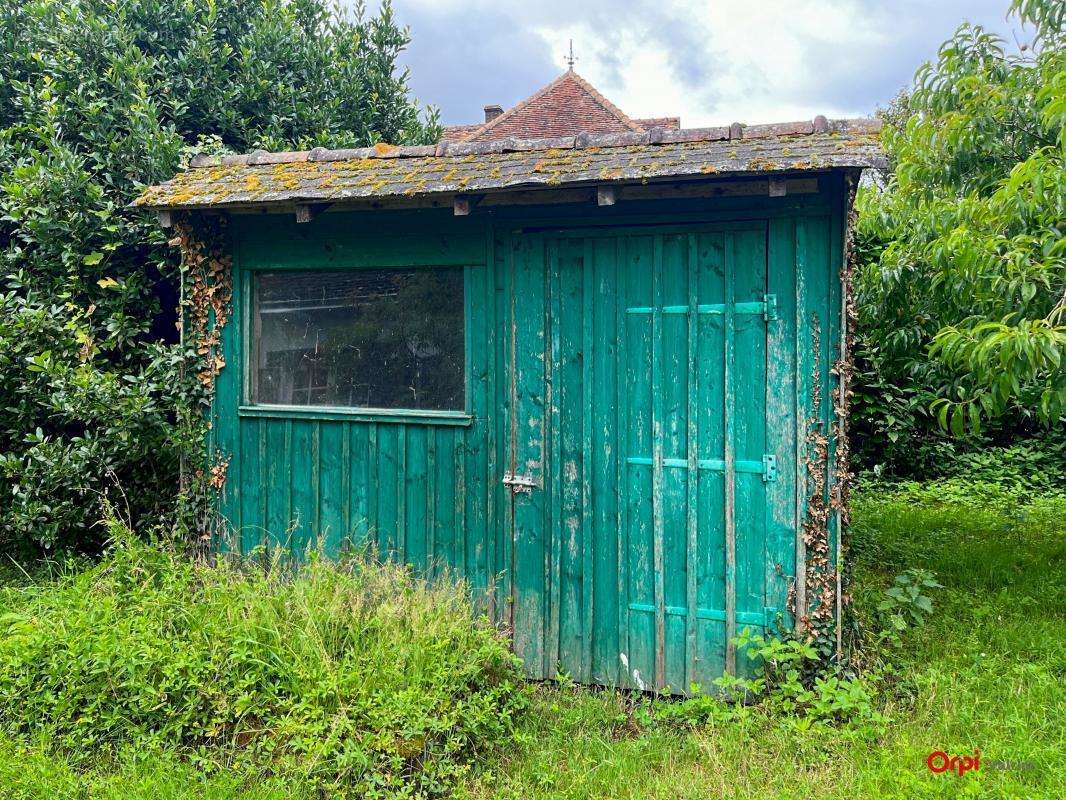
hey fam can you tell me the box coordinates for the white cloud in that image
[384,0,1022,126]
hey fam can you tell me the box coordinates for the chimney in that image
[483,104,503,123]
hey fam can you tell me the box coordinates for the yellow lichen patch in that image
[489,167,502,178]
[243,174,262,192]
[599,167,623,180]
[746,157,777,171]
[373,142,398,156]
[403,178,428,196]
[700,164,718,174]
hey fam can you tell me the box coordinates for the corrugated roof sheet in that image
[134,117,885,210]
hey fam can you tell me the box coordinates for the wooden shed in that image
[137,118,885,690]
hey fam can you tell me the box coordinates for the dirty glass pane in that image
[253,268,464,410]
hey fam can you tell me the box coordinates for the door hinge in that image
[763,294,778,322]
[502,472,536,494]
[762,454,777,483]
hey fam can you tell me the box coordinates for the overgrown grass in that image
[1,485,1063,798]
[0,521,527,798]
[461,487,1066,799]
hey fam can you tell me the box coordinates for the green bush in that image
[0,521,527,797]
[857,438,1066,509]
[851,0,1064,469]
[0,0,439,554]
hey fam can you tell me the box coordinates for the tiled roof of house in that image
[134,117,885,210]
[461,71,643,142]
[443,70,656,143]
[440,123,483,143]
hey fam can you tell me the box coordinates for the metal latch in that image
[762,455,778,483]
[502,472,536,494]
[763,294,778,322]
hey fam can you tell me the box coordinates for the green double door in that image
[504,221,780,692]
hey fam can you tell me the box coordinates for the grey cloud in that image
[379,0,1022,124]
[388,0,724,123]
[787,1,1023,114]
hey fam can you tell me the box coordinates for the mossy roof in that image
[134,117,885,210]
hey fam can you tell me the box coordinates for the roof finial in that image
[566,39,577,71]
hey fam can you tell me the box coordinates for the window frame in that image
[239,264,474,427]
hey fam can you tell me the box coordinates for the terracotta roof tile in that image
[456,70,645,142]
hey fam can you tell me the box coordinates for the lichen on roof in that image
[134,117,886,210]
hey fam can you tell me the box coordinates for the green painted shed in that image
[137,117,885,690]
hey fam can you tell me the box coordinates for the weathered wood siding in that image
[209,178,847,689]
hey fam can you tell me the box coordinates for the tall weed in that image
[0,519,527,797]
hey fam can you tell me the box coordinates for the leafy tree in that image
[854,0,1064,466]
[0,0,439,553]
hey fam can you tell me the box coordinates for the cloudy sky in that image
[372,0,1027,127]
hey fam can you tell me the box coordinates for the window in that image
[252,268,465,411]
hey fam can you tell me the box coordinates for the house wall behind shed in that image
[209,179,848,666]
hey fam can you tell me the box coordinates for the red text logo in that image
[927,749,980,776]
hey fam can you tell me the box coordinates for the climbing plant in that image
[853,0,1064,467]
[0,0,439,554]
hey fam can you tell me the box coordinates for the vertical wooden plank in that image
[511,234,549,677]
[614,236,630,687]
[368,423,381,557]
[661,234,689,691]
[545,238,562,677]
[239,417,263,557]
[318,421,346,554]
[290,420,314,560]
[581,238,595,682]
[404,426,428,570]
[732,228,769,673]
[427,427,437,577]
[504,237,518,629]
[694,232,727,686]
[341,422,351,546]
[348,423,370,550]
[284,419,294,555]
[590,236,618,684]
[625,235,655,685]
[794,220,811,635]
[258,420,268,552]
[213,253,241,552]
[396,425,408,564]
[685,234,700,690]
[766,218,798,633]
[312,421,321,548]
[454,428,466,576]
[473,250,492,601]
[724,235,737,676]
[651,235,667,689]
